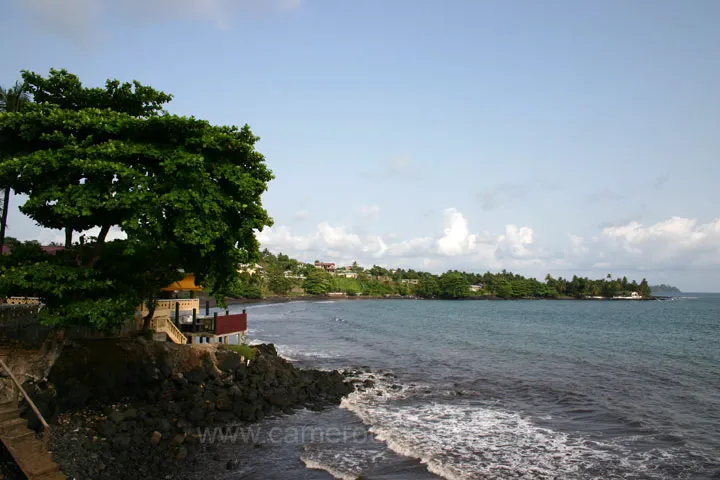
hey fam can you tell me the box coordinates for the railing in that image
[0,358,51,452]
[155,298,200,312]
[150,316,187,344]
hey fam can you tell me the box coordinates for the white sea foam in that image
[301,445,390,480]
[339,375,647,480]
[273,344,338,362]
[301,457,358,480]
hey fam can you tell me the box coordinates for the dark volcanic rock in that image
[43,341,355,480]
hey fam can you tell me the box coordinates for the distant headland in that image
[649,284,682,294]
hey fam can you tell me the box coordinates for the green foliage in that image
[0,69,273,329]
[0,81,31,113]
[438,272,470,299]
[226,344,256,360]
[231,272,265,299]
[267,268,292,295]
[361,280,392,297]
[368,265,391,277]
[416,276,440,298]
[332,276,362,296]
[228,247,663,302]
[496,280,515,299]
[303,269,332,295]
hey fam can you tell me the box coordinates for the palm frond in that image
[0,81,30,112]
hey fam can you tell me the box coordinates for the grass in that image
[226,343,256,360]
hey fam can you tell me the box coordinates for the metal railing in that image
[0,358,51,451]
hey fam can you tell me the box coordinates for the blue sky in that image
[2,0,720,290]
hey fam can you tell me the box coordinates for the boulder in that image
[215,392,233,412]
[108,411,125,424]
[184,369,207,385]
[175,446,188,460]
[97,421,117,438]
[111,434,131,449]
[216,351,244,372]
[171,433,186,446]
[150,431,162,445]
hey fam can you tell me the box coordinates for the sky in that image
[1,0,720,291]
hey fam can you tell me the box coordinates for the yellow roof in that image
[162,274,203,292]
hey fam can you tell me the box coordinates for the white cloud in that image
[34,226,127,245]
[256,212,720,279]
[436,208,476,256]
[496,225,536,259]
[568,216,720,271]
[256,208,542,271]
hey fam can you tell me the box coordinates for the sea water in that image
[216,295,720,479]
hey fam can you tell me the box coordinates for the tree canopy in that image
[0,69,274,329]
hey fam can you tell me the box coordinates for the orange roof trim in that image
[162,274,203,292]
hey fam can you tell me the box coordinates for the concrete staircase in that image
[0,400,65,480]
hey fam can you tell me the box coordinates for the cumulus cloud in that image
[436,208,477,256]
[568,216,720,271]
[496,225,536,259]
[256,211,720,278]
[256,208,543,271]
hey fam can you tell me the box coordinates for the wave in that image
[301,444,391,480]
[273,344,339,362]
[301,456,358,480]
[338,374,686,479]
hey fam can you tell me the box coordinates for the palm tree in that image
[0,80,31,250]
[0,81,30,113]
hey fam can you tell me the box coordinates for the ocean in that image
[211,295,720,479]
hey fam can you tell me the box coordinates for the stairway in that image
[0,400,65,480]
[151,315,188,344]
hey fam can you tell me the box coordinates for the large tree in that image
[438,271,470,299]
[302,269,332,296]
[0,69,274,330]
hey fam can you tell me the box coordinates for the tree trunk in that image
[97,224,111,246]
[141,304,156,333]
[64,227,73,248]
[88,224,112,267]
[0,187,11,250]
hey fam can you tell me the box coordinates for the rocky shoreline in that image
[12,339,355,480]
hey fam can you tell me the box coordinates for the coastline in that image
[202,294,672,308]
[7,339,355,480]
